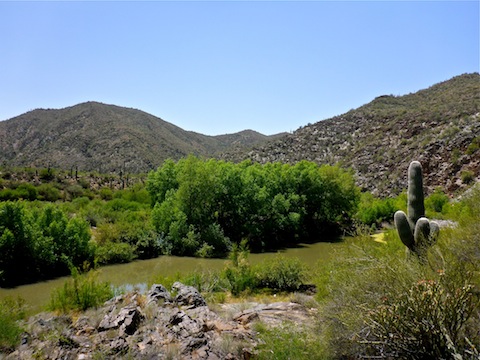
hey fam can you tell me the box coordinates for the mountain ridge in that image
[221,73,480,196]
[1,73,479,196]
[0,101,283,173]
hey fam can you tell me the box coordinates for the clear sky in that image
[1,1,478,136]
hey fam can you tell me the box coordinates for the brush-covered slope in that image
[0,102,274,173]
[223,73,480,195]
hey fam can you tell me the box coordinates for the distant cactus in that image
[394,161,439,258]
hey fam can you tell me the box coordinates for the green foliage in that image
[466,136,480,155]
[355,192,397,226]
[222,240,257,296]
[48,269,114,312]
[363,279,476,359]
[221,241,308,295]
[37,183,61,202]
[148,156,359,256]
[256,255,308,292]
[0,297,26,352]
[461,170,475,184]
[316,188,480,359]
[95,242,136,265]
[0,201,94,286]
[254,321,326,360]
[425,188,450,215]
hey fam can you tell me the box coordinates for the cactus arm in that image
[394,210,415,250]
[414,217,431,247]
[428,221,440,246]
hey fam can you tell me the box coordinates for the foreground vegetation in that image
[1,162,479,358]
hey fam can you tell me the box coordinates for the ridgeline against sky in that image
[0,1,478,135]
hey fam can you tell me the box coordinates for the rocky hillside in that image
[222,73,480,196]
[0,102,278,173]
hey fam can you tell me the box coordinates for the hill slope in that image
[0,102,277,173]
[222,73,480,195]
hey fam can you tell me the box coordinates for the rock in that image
[147,283,173,304]
[98,303,144,336]
[172,281,207,308]
[5,283,316,360]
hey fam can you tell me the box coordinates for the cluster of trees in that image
[147,156,360,257]
[0,202,93,287]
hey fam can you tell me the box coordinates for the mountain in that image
[221,73,480,196]
[0,102,279,173]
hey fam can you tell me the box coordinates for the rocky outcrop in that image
[7,283,316,359]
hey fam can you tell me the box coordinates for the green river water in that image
[0,240,344,313]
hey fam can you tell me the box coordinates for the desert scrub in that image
[48,269,114,313]
[0,297,26,352]
[316,190,480,359]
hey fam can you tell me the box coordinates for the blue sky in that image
[1,1,478,135]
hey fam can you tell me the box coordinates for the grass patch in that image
[254,321,326,360]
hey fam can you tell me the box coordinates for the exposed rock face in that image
[7,284,316,359]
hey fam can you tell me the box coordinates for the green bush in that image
[37,183,61,202]
[0,297,26,352]
[48,269,114,312]
[461,170,475,184]
[355,192,396,226]
[256,255,308,292]
[95,242,136,265]
[222,241,257,295]
[425,188,450,215]
[362,278,477,359]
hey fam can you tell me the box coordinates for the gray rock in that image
[172,281,207,308]
[147,283,173,305]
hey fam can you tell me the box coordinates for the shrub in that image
[256,255,308,292]
[37,183,61,202]
[425,188,450,215]
[461,170,475,184]
[95,242,136,265]
[48,269,114,312]
[0,297,26,352]
[222,241,257,295]
[362,278,477,359]
[355,192,396,226]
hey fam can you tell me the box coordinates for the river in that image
[0,240,343,313]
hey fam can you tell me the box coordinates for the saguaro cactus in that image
[394,161,439,258]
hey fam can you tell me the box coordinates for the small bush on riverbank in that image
[0,297,26,352]
[48,269,114,313]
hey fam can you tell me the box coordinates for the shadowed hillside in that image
[0,102,278,173]
[222,73,480,196]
